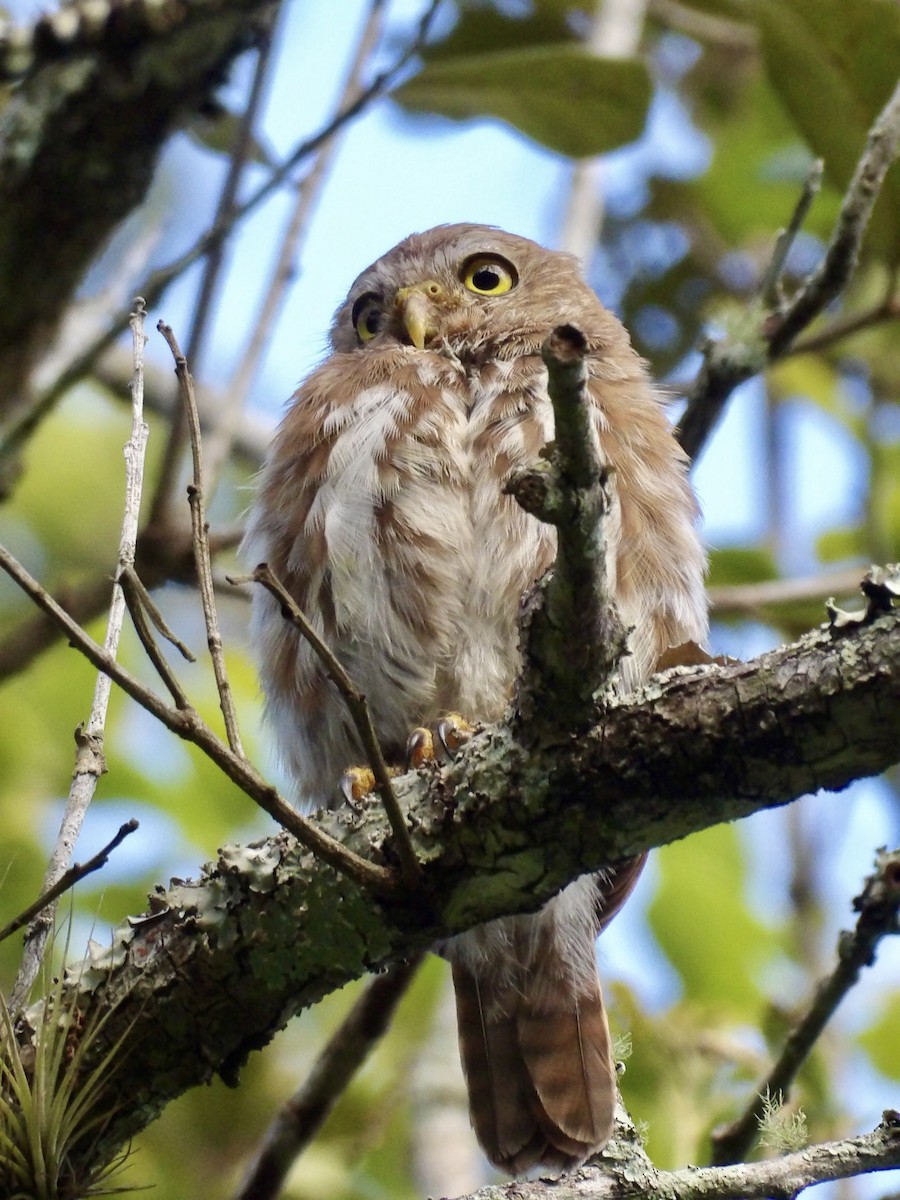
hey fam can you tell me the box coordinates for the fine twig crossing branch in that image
[230,563,421,888]
[8,298,150,1012]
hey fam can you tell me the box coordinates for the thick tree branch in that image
[0,0,276,419]
[13,601,899,1168]
[507,326,629,733]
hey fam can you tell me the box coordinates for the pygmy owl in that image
[244,224,708,1175]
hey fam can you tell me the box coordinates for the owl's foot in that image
[406,712,475,768]
[340,764,401,808]
[339,714,475,808]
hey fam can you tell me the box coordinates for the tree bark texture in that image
[27,608,900,1163]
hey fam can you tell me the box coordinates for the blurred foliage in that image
[1,0,899,1197]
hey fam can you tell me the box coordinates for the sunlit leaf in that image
[395,47,651,157]
[752,0,900,261]
[650,826,771,1011]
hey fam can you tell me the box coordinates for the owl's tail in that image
[451,954,617,1175]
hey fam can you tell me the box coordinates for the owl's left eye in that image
[461,255,517,296]
[352,294,382,343]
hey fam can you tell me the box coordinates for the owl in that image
[244,224,708,1175]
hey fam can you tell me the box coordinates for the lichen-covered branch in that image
[16,602,900,1168]
[456,1111,900,1200]
[506,325,628,734]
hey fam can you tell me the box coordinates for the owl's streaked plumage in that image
[244,224,708,1175]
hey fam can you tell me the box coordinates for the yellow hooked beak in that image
[394,280,444,350]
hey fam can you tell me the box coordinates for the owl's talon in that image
[405,727,434,771]
[406,713,475,770]
[435,712,474,758]
[340,766,376,809]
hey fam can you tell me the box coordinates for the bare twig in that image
[148,10,280,528]
[157,320,244,756]
[230,564,421,888]
[790,291,900,356]
[235,954,424,1200]
[506,325,628,732]
[0,522,241,684]
[711,848,900,1165]
[677,77,900,462]
[647,0,757,49]
[703,567,866,617]
[119,565,195,662]
[205,0,387,497]
[0,820,139,946]
[759,159,824,306]
[120,568,192,710]
[9,298,151,1012]
[0,543,396,893]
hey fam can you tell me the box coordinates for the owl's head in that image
[329,224,608,357]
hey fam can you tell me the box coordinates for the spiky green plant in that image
[0,960,133,1198]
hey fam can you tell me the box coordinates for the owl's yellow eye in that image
[461,255,517,296]
[352,294,382,342]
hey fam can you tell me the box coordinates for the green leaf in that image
[419,5,574,61]
[752,0,900,261]
[649,826,771,1011]
[185,105,276,168]
[859,988,900,1078]
[707,545,778,588]
[816,524,865,563]
[394,47,652,158]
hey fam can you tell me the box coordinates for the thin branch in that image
[119,565,195,662]
[120,568,192,710]
[0,542,396,894]
[647,0,758,49]
[506,324,628,733]
[9,298,150,1012]
[459,1113,900,1200]
[157,320,244,757]
[676,77,900,462]
[230,564,421,888]
[0,521,241,684]
[0,820,139,946]
[234,954,423,1200]
[759,159,824,306]
[205,0,387,499]
[557,0,647,260]
[148,9,280,529]
[790,291,900,356]
[709,566,866,617]
[768,79,900,356]
[710,848,900,1166]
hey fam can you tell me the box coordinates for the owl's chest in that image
[390,354,552,493]
[379,354,556,604]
